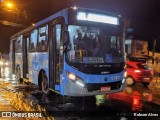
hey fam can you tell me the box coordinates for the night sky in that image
[0,0,160,53]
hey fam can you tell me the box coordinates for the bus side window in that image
[31,43,35,51]
[38,25,48,51]
[30,29,38,52]
[15,36,22,53]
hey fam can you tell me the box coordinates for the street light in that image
[0,1,27,27]
[5,1,13,9]
[0,1,16,13]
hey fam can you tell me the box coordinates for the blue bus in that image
[10,7,126,96]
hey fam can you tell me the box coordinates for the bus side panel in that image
[36,52,49,79]
[28,53,34,83]
[28,52,49,85]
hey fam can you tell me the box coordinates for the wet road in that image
[1,65,160,120]
[8,79,160,120]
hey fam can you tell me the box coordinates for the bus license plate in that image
[101,86,111,91]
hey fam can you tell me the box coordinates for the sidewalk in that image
[0,78,26,120]
[0,94,16,111]
[148,77,160,105]
[149,77,160,89]
[0,78,52,120]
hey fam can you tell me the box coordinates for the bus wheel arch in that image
[38,69,49,94]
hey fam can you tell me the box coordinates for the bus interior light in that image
[77,12,119,25]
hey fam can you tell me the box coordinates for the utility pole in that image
[152,38,156,58]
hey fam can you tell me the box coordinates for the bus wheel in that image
[40,70,49,94]
[126,77,134,86]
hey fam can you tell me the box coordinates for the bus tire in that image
[38,70,49,94]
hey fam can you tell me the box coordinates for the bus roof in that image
[11,8,69,39]
[11,7,121,39]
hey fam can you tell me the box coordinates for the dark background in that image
[1,0,160,53]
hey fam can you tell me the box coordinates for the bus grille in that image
[86,81,122,92]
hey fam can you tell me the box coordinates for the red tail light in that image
[148,94,152,102]
[150,70,154,75]
[132,91,141,111]
[133,96,140,106]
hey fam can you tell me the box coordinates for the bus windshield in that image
[67,25,124,64]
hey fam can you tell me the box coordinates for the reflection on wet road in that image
[9,80,160,119]
[1,67,160,119]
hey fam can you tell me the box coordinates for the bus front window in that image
[67,25,124,64]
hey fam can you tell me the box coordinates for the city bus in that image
[10,7,126,96]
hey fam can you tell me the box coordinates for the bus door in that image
[49,23,63,90]
[22,35,29,79]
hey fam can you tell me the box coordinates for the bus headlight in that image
[67,71,85,87]
[75,80,85,87]
[67,72,76,81]
[5,62,9,66]
[0,61,3,65]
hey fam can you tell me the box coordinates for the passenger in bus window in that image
[77,33,89,53]
[31,43,35,51]
[74,32,83,48]
[83,33,94,56]
[41,40,46,50]
[93,42,104,57]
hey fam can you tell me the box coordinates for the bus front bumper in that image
[64,79,126,96]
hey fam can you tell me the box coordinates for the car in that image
[126,61,153,86]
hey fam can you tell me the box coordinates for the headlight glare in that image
[67,72,76,81]
[67,71,85,87]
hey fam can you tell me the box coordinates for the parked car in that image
[126,61,153,86]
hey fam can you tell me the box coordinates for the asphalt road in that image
[7,78,160,120]
[1,65,160,120]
